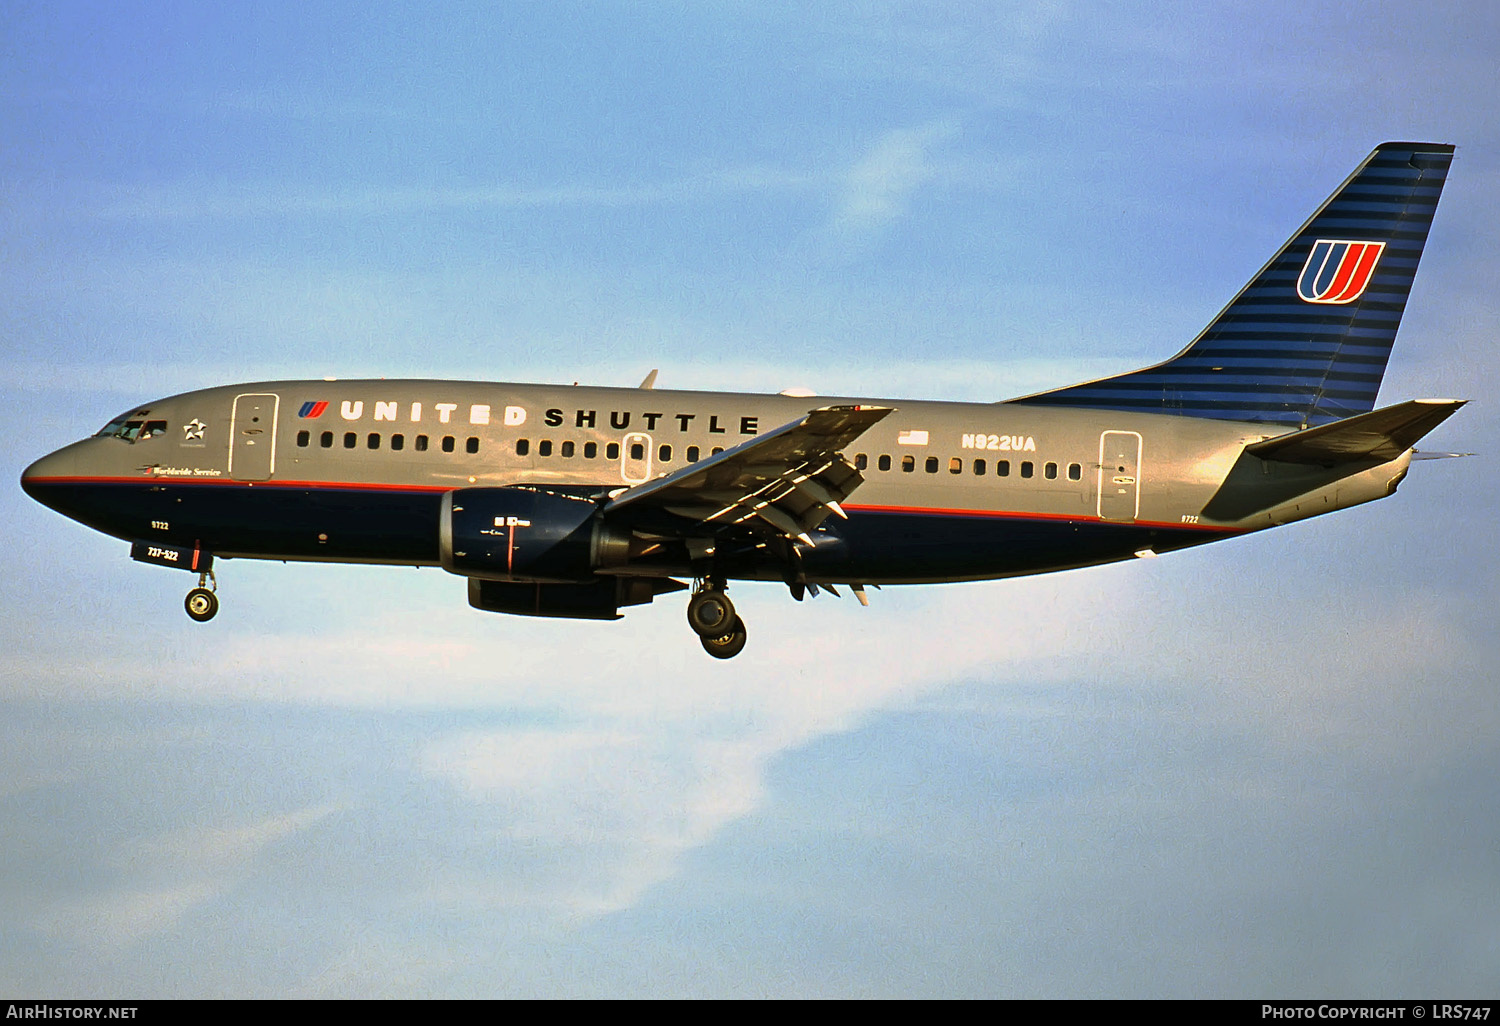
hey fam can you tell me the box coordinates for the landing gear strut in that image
[687,580,747,659]
[184,570,219,622]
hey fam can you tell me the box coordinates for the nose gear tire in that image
[185,588,219,622]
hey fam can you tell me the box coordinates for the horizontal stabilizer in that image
[1245,399,1466,465]
[1410,450,1475,461]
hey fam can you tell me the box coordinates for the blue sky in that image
[3,0,1498,997]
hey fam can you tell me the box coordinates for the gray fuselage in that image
[22,378,1413,586]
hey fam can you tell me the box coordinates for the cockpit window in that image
[95,416,130,438]
[94,415,168,442]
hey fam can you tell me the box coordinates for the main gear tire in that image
[687,589,736,638]
[700,617,747,660]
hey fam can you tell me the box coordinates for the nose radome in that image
[20,448,78,503]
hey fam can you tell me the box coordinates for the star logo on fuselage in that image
[183,419,206,441]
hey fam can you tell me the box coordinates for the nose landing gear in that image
[185,570,219,622]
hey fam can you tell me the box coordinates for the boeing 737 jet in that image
[22,142,1465,658]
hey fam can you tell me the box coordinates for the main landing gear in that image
[688,581,748,659]
[184,570,219,622]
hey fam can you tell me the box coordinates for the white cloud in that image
[24,167,826,225]
[32,884,222,951]
[29,805,340,950]
[419,726,765,918]
[793,121,962,262]
[833,122,959,232]
[4,547,1458,926]
[140,804,342,872]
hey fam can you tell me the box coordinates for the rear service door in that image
[229,393,280,481]
[1097,430,1141,522]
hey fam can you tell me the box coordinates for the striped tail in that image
[1012,142,1455,427]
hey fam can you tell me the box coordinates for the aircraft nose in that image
[20,448,77,508]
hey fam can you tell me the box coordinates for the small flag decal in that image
[298,401,328,418]
[897,429,929,446]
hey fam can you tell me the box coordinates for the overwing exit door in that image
[620,432,653,484]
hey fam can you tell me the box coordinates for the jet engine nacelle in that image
[440,486,630,582]
[468,576,687,620]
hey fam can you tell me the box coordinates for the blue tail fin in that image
[1012,142,1455,427]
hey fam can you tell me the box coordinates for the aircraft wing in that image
[603,405,893,543]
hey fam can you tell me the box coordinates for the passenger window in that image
[320,431,333,449]
[391,434,405,451]
[630,443,645,460]
[949,457,962,474]
[415,435,429,452]
[441,436,455,453]
[1068,463,1082,481]
[659,444,672,462]
[878,454,892,472]
[516,438,529,456]
[296,430,310,448]
[1045,462,1057,480]
[561,440,575,458]
[711,447,724,456]
[606,442,621,460]
[466,437,479,454]
[344,432,357,449]
[855,453,868,470]
[1020,461,1034,478]
[584,441,598,459]
[996,460,1010,477]
[367,433,380,450]
[538,440,552,457]
[902,455,915,473]
[973,458,986,475]
[686,445,700,462]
